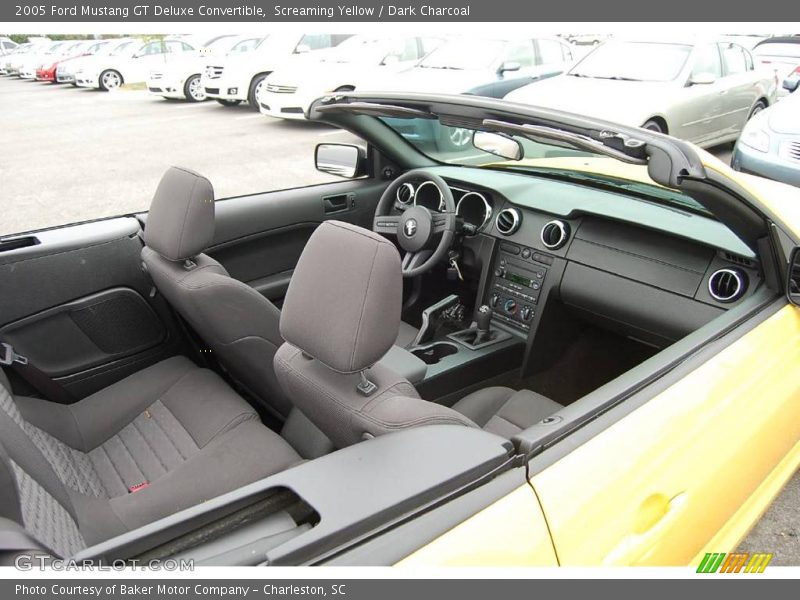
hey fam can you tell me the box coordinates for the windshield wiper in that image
[482,119,648,164]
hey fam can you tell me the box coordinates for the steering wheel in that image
[373,170,457,278]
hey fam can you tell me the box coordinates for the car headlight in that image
[740,127,770,153]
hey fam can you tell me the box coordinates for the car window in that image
[297,34,333,52]
[691,43,722,78]
[569,42,692,81]
[753,43,800,59]
[561,43,574,62]
[140,41,165,56]
[421,37,442,56]
[537,39,567,65]
[109,41,136,56]
[384,38,420,63]
[503,40,535,68]
[230,37,260,53]
[720,43,748,75]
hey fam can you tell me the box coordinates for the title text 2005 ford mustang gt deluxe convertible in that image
[0,92,799,566]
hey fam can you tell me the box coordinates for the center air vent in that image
[540,220,570,250]
[708,268,747,303]
[495,208,521,235]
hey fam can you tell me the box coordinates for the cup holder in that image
[411,342,459,365]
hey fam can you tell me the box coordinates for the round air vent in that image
[495,208,521,235]
[708,268,747,303]
[396,182,414,206]
[540,220,570,250]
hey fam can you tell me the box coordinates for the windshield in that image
[753,43,800,59]
[379,116,710,215]
[323,38,387,65]
[229,37,261,54]
[419,39,505,70]
[569,42,692,81]
[110,41,135,56]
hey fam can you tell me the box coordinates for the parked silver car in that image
[732,90,800,186]
[505,37,777,148]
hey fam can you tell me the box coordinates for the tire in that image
[247,73,267,111]
[747,100,767,120]
[216,99,241,107]
[642,119,665,134]
[183,74,205,102]
[98,69,122,91]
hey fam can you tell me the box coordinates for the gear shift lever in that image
[476,305,492,342]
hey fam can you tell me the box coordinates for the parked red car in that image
[35,40,93,82]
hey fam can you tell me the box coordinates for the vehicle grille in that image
[265,83,298,94]
[205,66,223,79]
[779,141,800,163]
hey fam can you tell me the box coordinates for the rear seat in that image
[0,356,301,557]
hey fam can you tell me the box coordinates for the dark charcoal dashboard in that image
[396,166,763,350]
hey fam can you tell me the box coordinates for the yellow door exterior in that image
[531,304,800,565]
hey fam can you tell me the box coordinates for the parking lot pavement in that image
[0,76,796,562]
[0,76,359,236]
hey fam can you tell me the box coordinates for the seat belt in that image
[0,343,74,404]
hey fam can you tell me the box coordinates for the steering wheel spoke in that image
[401,250,434,275]
[373,214,400,235]
[432,214,452,234]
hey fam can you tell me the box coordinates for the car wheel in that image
[184,74,205,102]
[642,119,665,134]
[99,69,122,91]
[248,74,267,111]
[216,99,242,107]
[748,100,767,120]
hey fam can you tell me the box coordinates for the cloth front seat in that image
[273,220,561,448]
[0,358,300,557]
[142,166,420,419]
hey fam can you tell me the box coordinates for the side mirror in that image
[783,76,799,93]
[472,130,523,161]
[315,143,367,178]
[498,61,521,75]
[689,72,717,86]
[295,44,311,54]
[788,247,800,306]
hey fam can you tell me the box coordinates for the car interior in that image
[0,94,781,565]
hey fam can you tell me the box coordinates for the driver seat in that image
[141,167,419,422]
[273,220,562,448]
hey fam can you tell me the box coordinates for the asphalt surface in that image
[0,75,797,565]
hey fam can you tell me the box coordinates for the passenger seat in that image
[0,357,300,557]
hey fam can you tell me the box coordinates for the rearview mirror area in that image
[472,130,524,161]
[315,143,367,178]
[789,247,800,306]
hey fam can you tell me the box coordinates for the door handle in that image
[604,492,688,565]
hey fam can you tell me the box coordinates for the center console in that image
[486,242,553,333]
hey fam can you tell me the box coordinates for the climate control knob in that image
[494,266,506,278]
[503,298,517,314]
[521,306,533,321]
[490,293,500,308]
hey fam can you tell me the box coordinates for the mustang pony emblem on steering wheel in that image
[404,219,418,237]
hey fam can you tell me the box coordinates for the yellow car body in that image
[400,154,800,567]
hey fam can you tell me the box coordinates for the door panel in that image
[207,178,388,304]
[530,304,800,565]
[0,217,185,398]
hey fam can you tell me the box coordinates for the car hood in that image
[766,95,800,135]
[505,75,672,126]
[268,61,380,91]
[369,67,492,94]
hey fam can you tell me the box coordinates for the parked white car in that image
[505,37,778,148]
[147,35,262,102]
[1,38,50,75]
[369,36,574,98]
[201,33,353,110]
[75,38,197,91]
[0,43,30,74]
[259,35,442,120]
[0,37,18,57]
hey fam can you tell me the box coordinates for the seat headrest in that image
[280,221,402,373]
[144,167,215,261]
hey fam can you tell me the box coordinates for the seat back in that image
[274,221,475,448]
[141,167,289,418]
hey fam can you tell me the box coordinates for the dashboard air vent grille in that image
[495,208,521,235]
[540,220,570,250]
[708,268,747,303]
